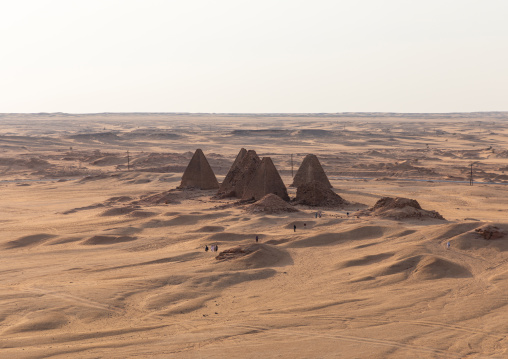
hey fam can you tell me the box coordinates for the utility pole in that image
[470,163,473,186]
[127,150,130,171]
[291,154,294,178]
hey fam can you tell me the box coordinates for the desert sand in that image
[1,112,508,358]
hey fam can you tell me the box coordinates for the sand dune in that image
[1,113,508,358]
[4,233,57,249]
[288,225,389,248]
[215,243,293,270]
[82,235,137,245]
[194,225,225,232]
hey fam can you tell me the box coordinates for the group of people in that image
[205,244,219,252]
[204,212,333,252]
[204,210,361,253]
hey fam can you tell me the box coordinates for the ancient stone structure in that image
[291,154,332,188]
[217,149,260,198]
[242,157,289,201]
[295,180,347,207]
[178,149,219,190]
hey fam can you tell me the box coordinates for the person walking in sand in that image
[256,235,258,243]
[205,245,209,252]
[447,242,450,249]
[215,244,219,252]
[294,224,296,232]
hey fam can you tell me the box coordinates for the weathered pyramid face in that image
[231,148,247,169]
[179,149,219,190]
[242,157,289,202]
[217,149,260,198]
[295,180,346,207]
[291,154,332,188]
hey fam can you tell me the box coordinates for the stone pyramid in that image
[291,154,332,188]
[178,149,219,190]
[217,149,260,198]
[242,157,289,202]
[295,180,347,207]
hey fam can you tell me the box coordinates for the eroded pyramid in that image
[295,180,347,207]
[291,154,332,188]
[231,148,247,169]
[242,157,289,202]
[178,149,219,190]
[217,149,260,198]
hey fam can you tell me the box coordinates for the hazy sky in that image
[1,0,507,113]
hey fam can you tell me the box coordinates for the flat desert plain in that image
[1,112,508,358]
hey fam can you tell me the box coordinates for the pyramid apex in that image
[291,154,332,188]
[217,149,261,198]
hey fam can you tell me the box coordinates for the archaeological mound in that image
[247,193,298,214]
[357,197,445,220]
[475,225,506,240]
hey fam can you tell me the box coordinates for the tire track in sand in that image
[14,286,125,314]
[234,324,462,358]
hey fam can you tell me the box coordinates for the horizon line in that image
[1,111,508,116]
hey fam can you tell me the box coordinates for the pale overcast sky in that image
[0,0,507,113]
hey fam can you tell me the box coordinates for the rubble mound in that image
[372,197,422,211]
[178,149,219,190]
[475,225,506,240]
[357,197,445,220]
[242,157,289,201]
[215,246,251,261]
[291,154,332,188]
[247,194,298,214]
[294,180,348,207]
[217,149,260,198]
